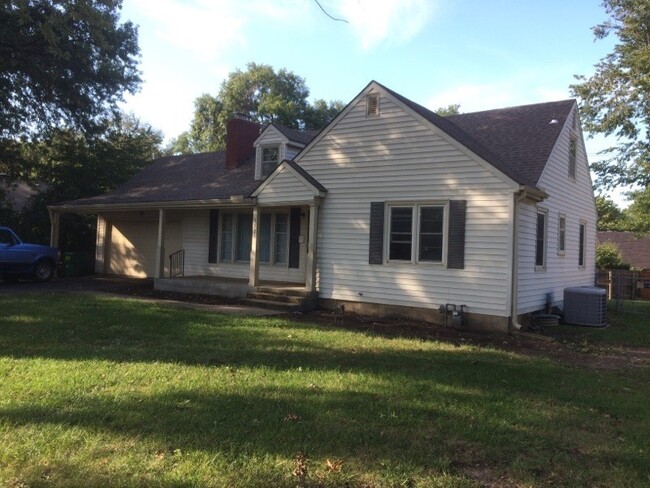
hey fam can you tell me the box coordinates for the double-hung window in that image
[261,146,280,178]
[535,208,547,270]
[258,212,289,266]
[557,213,566,255]
[219,212,253,263]
[578,221,586,268]
[387,204,445,264]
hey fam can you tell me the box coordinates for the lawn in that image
[1,294,649,487]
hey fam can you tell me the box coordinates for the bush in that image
[596,242,630,269]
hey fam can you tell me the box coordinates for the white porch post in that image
[249,206,260,287]
[305,199,320,292]
[48,209,60,248]
[155,209,166,279]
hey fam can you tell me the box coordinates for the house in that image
[49,81,597,332]
[597,231,650,270]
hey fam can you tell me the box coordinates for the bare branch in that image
[313,0,348,23]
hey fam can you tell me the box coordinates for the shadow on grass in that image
[1,294,649,485]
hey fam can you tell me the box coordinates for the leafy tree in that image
[436,104,462,116]
[16,114,162,249]
[177,63,343,153]
[596,241,630,269]
[570,0,650,189]
[623,187,650,234]
[0,0,140,141]
[595,195,626,230]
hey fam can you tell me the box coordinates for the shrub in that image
[596,242,630,269]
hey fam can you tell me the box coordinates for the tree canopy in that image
[0,0,140,142]
[595,191,650,234]
[167,63,345,155]
[570,0,650,190]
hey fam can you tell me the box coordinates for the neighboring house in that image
[49,81,597,332]
[597,231,650,270]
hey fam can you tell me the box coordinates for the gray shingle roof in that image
[55,83,576,209]
[57,151,258,207]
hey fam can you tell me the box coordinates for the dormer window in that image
[261,146,280,177]
[366,93,379,117]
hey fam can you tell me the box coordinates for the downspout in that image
[510,189,528,331]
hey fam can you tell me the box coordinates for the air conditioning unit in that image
[563,286,607,327]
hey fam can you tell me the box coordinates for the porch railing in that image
[169,249,185,278]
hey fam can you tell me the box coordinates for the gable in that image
[252,160,326,205]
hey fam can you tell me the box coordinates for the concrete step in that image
[241,298,295,312]
[247,292,303,304]
[255,286,310,297]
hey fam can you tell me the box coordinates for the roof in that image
[597,231,650,270]
[377,81,575,187]
[272,124,319,146]
[55,151,258,208]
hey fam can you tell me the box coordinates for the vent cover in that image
[366,94,379,116]
[563,286,607,327]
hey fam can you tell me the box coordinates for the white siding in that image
[296,91,516,317]
[286,145,301,160]
[256,166,318,205]
[516,107,597,314]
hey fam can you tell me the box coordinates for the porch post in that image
[155,208,166,279]
[305,199,320,292]
[249,206,260,287]
[48,208,60,248]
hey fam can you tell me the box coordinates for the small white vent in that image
[563,286,607,327]
[366,94,379,117]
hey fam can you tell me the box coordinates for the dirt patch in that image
[102,281,650,371]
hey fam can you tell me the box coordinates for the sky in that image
[118,0,627,203]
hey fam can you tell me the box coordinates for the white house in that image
[49,81,597,332]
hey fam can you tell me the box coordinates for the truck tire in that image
[33,259,55,282]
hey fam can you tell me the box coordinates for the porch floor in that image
[154,275,306,298]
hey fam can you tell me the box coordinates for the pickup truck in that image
[0,226,60,282]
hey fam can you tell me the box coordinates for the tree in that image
[436,104,461,117]
[623,187,650,234]
[0,1,140,141]
[570,0,650,190]
[595,195,626,230]
[177,63,343,153]
[596,242,630,269]
[16,114,162,249]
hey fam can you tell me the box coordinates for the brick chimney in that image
[225,116,262,170]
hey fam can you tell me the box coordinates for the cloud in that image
[335,0,435,50]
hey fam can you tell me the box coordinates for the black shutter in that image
[208,209,219,263]
[448,200,466,269]
[369,202,384,264]
[288,207,301,269]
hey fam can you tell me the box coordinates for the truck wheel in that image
[33,259,55,282]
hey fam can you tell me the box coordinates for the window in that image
[388,204,445,264]
[261,146,280,177]
[258,212,289,266]
[568,137,577,179]
[218,212,252,263]
[535,209,547,269]
[579,221,586,267]
[557,213,566,255]
[366,93,379,117]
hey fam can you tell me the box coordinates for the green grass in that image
[551,300,650,348]
[1,294,649,487]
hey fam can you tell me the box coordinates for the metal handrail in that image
[169,249,184,277]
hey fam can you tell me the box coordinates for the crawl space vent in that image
[563,286,607,327]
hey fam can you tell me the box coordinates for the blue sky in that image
[119,0,623,201]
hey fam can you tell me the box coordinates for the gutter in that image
[510,185,548,331]
[47,196,255,214]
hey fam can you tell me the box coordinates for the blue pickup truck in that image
[0,226,60,282]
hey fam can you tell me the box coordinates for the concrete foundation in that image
[319,298,510,333]
[155,276,251,298]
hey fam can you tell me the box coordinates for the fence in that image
[596,269,650,315]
